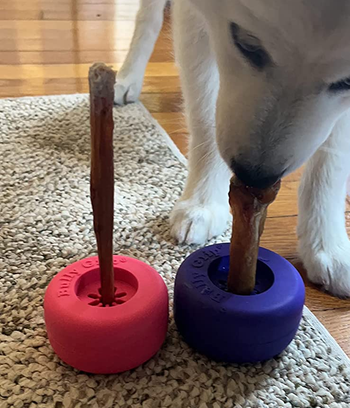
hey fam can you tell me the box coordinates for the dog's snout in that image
[231,160,281,189]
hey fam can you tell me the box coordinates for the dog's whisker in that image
[167,128,189,135]
[193,147,217,168]
[190,139,213,152]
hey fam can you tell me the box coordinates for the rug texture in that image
[0,94,350,408]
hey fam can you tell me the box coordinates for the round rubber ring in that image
[44,255,169,374]
[174,243,305,363]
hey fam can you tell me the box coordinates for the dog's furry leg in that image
[298,112,350,297]
[114,0,168,105]
[170,0,231,245]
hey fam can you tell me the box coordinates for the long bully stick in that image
[228,176,281,295]
[89,63,116,306]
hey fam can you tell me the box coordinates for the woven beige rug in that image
[0,94,350,408]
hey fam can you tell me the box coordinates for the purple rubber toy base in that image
[173,244,305,364]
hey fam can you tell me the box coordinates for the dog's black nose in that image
[231,161,281,189]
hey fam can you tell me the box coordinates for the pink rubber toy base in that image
[44,256,169,374]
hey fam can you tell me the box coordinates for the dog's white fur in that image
[115,0,350,297]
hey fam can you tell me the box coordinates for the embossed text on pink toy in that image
[57,269,79,297]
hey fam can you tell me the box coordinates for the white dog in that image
[115,0,350,298]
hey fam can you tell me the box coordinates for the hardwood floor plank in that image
[0,50,172,65]
[0,62,177,80]
[0,20,174,53]
[1,3,139,21]
[0,76,180,98]
[0,22,134,53]
[140,93,183,114]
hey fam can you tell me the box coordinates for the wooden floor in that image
[1,1,350,356]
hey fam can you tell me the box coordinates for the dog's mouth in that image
[229,158,287,190]
[230,176,281,203]
[232,172,282,190]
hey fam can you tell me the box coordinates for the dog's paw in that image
[170,200,230,245]
[114,75,143,105]
[299,239,350,298]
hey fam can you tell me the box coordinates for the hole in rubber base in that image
[87,287,128,307]
[75,267,138,307]
[208,256,274,295]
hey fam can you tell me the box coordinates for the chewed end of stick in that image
[229,175,281,206]
[89,63,116,98]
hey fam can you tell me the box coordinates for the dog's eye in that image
[329,78,350,92]
[230,22,270,71]
[235,42,270,70]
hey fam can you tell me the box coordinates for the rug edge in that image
[137,102,188,167]
[138,100,350,368]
